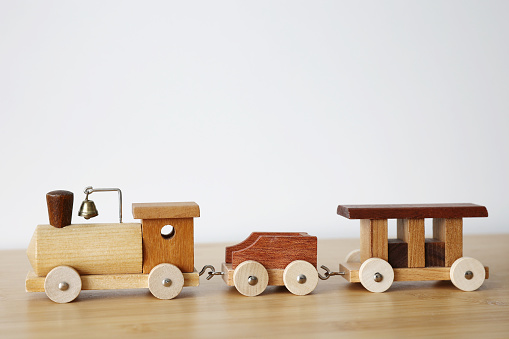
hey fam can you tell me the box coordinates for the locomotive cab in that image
[132,202,200,274]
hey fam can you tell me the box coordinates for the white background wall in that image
[1,1,508,249]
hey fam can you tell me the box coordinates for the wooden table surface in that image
[1,235,508,338]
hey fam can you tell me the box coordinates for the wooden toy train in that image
[25,187,490,303]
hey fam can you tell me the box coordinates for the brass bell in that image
[77,186,123,223]
[78,198,98,220]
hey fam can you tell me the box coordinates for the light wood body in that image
[25,269,199,292]
[433,218,463,266]
[4,236,508,337]
[222,262,284,286]
[360,219,388,262]
[27,223,142,276]
[397,218,425,267]
[340,262,489,283]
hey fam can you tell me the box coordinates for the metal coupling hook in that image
[199,265,224,280]
[318,265,345,280]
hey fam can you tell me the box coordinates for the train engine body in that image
[26,201,200,303]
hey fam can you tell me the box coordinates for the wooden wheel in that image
[450,257,485,291]
[44,266,81,303]
[148,263,184,299]
[345,249,361,263]
[359,258,394,293]
[233,260,268,296]
[283,260,318,296]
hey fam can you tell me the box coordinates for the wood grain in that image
[282,260,318,296]
[450,257,487,291]
[358,258,394,292]
[222,262,284,286]
[141,218,194,273]
[338,203,488,219]
[225,232,303,263]
[433,218,463,266]
[43,266,81,303]
[148,263,184,299]
[3,235,508,338]
[340,262,489,283]
[232,260,269,296]
[26,269,200,292]
[360,219,388,262]
[388,239,408,268]
[228,233,317,269]
[46,190,73,228]
[425,238,445,267]
[27,223,142,276]
[132,202,200,219]
[397,218,425,267]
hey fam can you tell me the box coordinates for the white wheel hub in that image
[148,263,184,299]
[44,266,82,303]
[450,257,485,291]
[233,260,268,297]
[283,260,318,296]
[359,258,394,293]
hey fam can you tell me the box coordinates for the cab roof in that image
[132,202,200,219]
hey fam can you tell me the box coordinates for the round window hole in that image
[161,225,175,239]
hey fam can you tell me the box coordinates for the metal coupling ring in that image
[318,265,345,280]
[199,265,224,280]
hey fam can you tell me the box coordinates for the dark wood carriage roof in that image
[337,203,488,220]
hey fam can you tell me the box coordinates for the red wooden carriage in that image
[220,232,318,296]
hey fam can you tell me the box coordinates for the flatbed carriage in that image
[337,203,489,292]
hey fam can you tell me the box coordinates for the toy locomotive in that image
[25,187,490,303]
